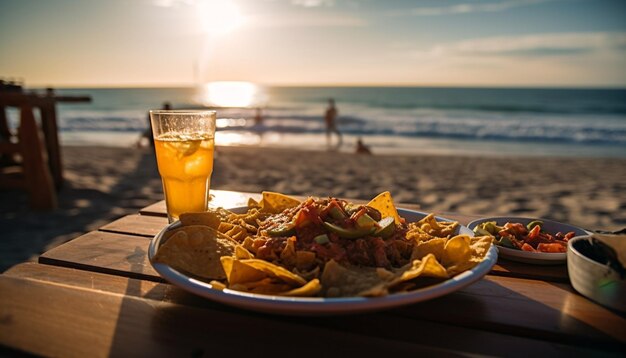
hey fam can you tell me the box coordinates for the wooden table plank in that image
[39,231,162,282]
[0,275,469,357]
[4,262,212,308]
[490,258,568,282]
[398,275,626,346]
[34,231,625,346]
[99,214,168,238]
[0,272,618,357]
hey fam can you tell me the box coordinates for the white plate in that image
[149,208,498,315]
[467,216,589,265]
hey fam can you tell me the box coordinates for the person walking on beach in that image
[324,98,342,148]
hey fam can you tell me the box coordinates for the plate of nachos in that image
[149,191,497,315]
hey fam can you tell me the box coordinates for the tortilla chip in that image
[218,222,249,242]
[367,191,402,224]
[209,280,227,290]
[235,245,254,259]
[445,235,494,275]
[390,254,449,285]
[248,197,260,208]
[240,259,307,286]
[411,237,446,261]
[220,256,267,284]
[442,235,472,269]
[231,278,294,294]
[154,225,236,280]
[260,191,300,214]
[414,214,459,238]
[179,211,221,229]
[280,279,322,297]
[470,235,494,261]
[320,259,393,297]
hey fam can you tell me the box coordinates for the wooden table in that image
[1,190,624,356]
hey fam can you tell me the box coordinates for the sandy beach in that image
[1,144,625,271]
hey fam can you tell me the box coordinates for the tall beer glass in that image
[150,110,216,223]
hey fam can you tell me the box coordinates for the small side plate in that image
[467,216,589,265]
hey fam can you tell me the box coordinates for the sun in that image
[197,0,245,36]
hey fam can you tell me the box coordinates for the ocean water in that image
[42,86,626,157]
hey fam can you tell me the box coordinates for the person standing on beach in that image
[324,98,342,148]
[139,102,171,148]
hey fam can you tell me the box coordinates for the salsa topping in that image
[474,220,574,253]
[256,197,412,269]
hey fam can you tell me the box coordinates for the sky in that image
[0,0,625,88]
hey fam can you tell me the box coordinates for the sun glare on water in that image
[197,81,262,107]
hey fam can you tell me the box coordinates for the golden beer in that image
[150,110,216,222]
[154,133,215,221]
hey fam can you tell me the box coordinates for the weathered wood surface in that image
[0,267,621,357]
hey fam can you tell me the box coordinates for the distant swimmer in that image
[355,137,372,155]
[254,107,263,126]
[324,98,343,148]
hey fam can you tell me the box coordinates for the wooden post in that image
[39,98,63,190]
[18,104,57,210]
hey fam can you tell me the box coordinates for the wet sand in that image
[1,145,625,271]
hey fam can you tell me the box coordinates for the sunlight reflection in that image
[209,190,260,208]
[197,81,262,107]
[215,131,261,146]
[216,117,247,128]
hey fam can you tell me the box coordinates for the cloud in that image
[153,0,194,7]
[388,0,556,17]
[249,12,365,27]
[414,32,626,58]
[291,0,335,7]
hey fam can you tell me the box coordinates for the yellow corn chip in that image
[231,278,294,294]
[179,211,221,229]
[154,225,236,280]
[280,279,322,297]
[260,191,300,214]
[235,245,254,259]
[320,259,392,297]
[240,259,307,286]
[391,253,449,285]
[411,237,446,261]
[367,191,402,224]
[442,234,472,274]
[220,256,267,284]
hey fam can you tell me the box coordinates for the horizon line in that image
[24,82,626,90]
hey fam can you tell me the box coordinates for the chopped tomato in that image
[295,204,322,227]
[527,224,541,240]
[537,243,566,253]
